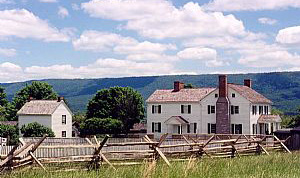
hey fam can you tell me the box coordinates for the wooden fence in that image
[0,134,291,173]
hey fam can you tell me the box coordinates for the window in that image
[215,94,218,98]
[252,124,257,134]
[264,106,269,115]
[152,105,161,114]
[152,122,161,133]
[231,124,242,134]
[72,131,76,137]
[181,105,191,114]
[193,123,197,133]
[208,105,215,114]
[259,106,263,115]
[62,131,66,137]
[62,115,66,125]
[208,123,216,134]
[232,93,236,98]
[252,105,257,115]
[231,105,239,115]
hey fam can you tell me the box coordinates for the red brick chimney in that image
[57,96,64,102]
[173,81,184,92]
[216,75,230,134]
[244,79,252,88]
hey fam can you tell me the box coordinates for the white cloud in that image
[177,47,224,67]
[39,0,57,3]
[72,3,80,11]
[258,17,277,25]
[0,0,14,4]
[82,0,247,39]
[203,0,300,11]
[0,48,16,57]
[73,30,176,58]
[0,9,69,42]
[58,6,69,18]
[177,47,217,61]
[0,59,194,82]
[276,26,300,44]
[238,50,300,68]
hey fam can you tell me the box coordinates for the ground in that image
[3,153,300,178]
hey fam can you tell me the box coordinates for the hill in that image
[2,72,300,114]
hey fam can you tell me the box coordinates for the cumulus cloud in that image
[258,17,277,25]
[0,0,14,4]
[276,26,300,44]
[238,50,300,68]
[0,59,195,82]
[58,6,69,18]
[177,47,224,67]
[0,9,69,42]
[73,30,177,61]
[203,0,300,11]
[82,0,247,39]
[39,0,57,3]
[72,3,80,11]
[0,48,16,57]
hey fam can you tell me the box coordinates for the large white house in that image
[17,97,73,138]
[146,75,281,138]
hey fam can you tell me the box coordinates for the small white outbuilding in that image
[17,97,73,138]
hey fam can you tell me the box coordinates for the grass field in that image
[3,153,300,178]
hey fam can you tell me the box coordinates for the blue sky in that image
[0,0,300,82]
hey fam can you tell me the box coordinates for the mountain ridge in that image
[2,71,300,114]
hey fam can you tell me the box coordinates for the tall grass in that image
[3,153,300,178]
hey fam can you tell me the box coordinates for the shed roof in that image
[17,100,66,115]
[258,115,282,123]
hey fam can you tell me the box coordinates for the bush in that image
[80,117,123,136]
[21,122,55,137]
[0,124,19,145]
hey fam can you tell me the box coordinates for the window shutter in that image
[158,122,161,133]
[152,105,154,114]
[188,105,191,114]
[181,105,184,113]
[187,124,190,133]
[194,123,197,133]
[231,105,234,115]
[208,123,211,134]
[208,105,211,114]
[158,105,161,114]
[231,124,234,134]
[152,122,155,133]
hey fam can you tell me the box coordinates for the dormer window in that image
[232,93,236,98]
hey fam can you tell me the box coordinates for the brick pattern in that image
[216,97,230,134]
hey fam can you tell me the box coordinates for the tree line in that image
[0,81,144,144]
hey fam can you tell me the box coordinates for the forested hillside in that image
[2,72,300,114]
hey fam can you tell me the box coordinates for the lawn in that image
[3,153,300,178]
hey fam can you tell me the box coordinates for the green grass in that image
[4,153,300,178]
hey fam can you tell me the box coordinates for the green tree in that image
[80,117,123,136]
[184,83,194,88]
[0,87,10,120]
[86,86,144,134]
[0,124,19,145]
[9,81,58,120]
[20,122,55,137]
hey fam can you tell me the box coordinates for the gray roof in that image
[17,100,66,115]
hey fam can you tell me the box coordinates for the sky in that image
[1,0,300,82]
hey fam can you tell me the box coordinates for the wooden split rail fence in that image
[0,134,291,172]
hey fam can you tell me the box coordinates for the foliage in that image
[3,153,300,178]
[79,117,123,136]
[184,83,194,88]
[20,122,55,137]
[0,87,10,120]
[86,87,144,133]
[0,124,19,145]
[8,81,58,120]
[73,112,86,125]
[3,72,300,113]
